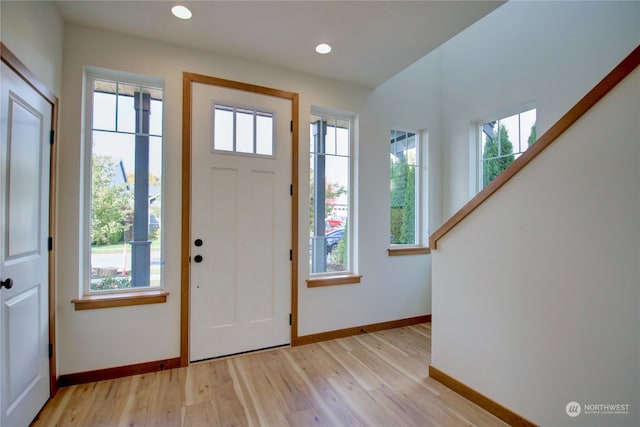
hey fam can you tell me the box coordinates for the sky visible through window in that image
[481,108,536,159]
[92,92,163,179]
[480,108,536,188]
[90,86,163,291]
[309,121,350,208]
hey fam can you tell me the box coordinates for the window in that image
[85,71,163,293]
[479,108,536,188]
[309,112,352,275]
[213,104,274,156]
[390,130,419,246]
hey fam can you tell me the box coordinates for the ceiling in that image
[54,0,504,88]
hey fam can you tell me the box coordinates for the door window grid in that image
[213,104,275,157]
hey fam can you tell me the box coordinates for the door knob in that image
[1,278,13,290]
[194,255,203,263]
[194,239,203,247]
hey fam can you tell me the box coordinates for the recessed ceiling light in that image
[315,43,332,54]
[171,5,192,20]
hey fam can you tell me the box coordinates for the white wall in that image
[57,22,433,373]
[430,1,640,426]
[1,0,64,378]
[0,1,64,97]
[299,47,441,336]
[433,66,639,427]
[439,0,640,218]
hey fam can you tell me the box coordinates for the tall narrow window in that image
[86,72,163,293]
[390,130,419,246]
[309,113,351,274]
[479,108,536,188]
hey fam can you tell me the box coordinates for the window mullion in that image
[114,83,119,132]
[253,110,258,154]
[233,106,237,152]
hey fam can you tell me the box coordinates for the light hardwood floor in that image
[32,324,508,426]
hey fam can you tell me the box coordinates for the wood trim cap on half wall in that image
[429,44,640,250]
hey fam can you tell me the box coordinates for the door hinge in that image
[289,313,292,325]
[290,120,293,132]
[290,184,293,196]
[49,130,55,145]
[48,343,53,359]
[48,237,53,251]
[289,249,293,261]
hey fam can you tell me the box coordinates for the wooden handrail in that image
[429,44,640,250]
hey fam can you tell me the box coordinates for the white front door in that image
[189,81,292,361]
[0,62,51,426]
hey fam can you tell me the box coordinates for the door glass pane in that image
[214,106,234,151]
[236,109,254,154]
[256,113,274,156]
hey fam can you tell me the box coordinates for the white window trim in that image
[389,129,424,248]
[211,101,277,158]
[309,107,357,277]
[475,101,536,193]
[81,67,165,296]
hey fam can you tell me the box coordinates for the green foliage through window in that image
[91,155,132,245]
[390,130,418,245]
[480,109,536,188]
[88,73,164,291]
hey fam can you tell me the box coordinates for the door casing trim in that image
[0,42,59,397]
[181,72,299,366]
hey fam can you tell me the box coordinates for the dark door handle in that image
[194,255,203,263]
[1,278,13,290]
[194,239,203,247]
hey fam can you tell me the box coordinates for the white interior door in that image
[190,82,291,361]
[0,63,51,426]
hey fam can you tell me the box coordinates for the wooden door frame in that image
[180,72,299,366]
[0,43,59,397]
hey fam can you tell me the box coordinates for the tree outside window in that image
[87,74,163,292]
[480,108,536,188]
[390,130,418,245]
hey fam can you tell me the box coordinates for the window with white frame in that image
[213,104,275,156]
[479,108,536,189]
[309,112,352,274]
[390,130,420,246]
[85,70,163,293]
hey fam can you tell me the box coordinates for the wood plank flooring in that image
[31,324,508,426]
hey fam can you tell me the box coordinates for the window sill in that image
[72,290,169,310]
[306,274,362,288]
[387,246,431,256]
